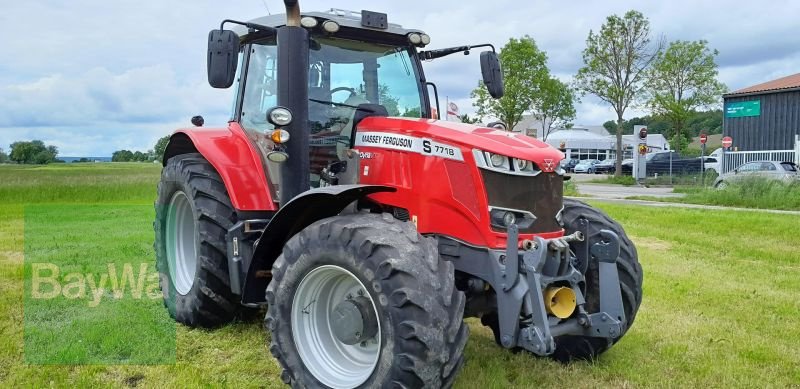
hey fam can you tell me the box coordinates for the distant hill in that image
[59,156,112,163]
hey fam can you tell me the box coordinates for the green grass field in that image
[1,163,799,387]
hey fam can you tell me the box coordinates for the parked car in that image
[701,156,719,175]
[561,158,579,172]
[703,148,722,174]
[713,160,799,189]
[573,159,600,174]
[621,151,703,176]
[593,159,616,174]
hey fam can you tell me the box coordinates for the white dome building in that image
[544,126,671,161]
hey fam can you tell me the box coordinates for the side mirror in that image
[207,29,240,89]
[480,51,504,98]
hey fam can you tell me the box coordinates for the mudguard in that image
[162,123,277,211]
[241,184,396,304]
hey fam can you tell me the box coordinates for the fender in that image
[162,122,277,211]
[241,184,395,304]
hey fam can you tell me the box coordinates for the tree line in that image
[471,10,726,175]
[1,140,60,164]
[111,135,170,162]
[0,135,174,165]
[602,110,723,139]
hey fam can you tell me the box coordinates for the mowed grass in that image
[1,163,799,387]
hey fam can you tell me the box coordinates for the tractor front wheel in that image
[265,213,468,388]
[154,153,243,327]
[554,198,643,362]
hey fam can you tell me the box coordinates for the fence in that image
[721,134,800,173]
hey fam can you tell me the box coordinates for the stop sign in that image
[722,136,733,149]
[700,134,708,144]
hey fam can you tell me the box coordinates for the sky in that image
[1,0,798,156]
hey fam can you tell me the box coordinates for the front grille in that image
[480,170,563,234]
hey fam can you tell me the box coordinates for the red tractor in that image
[154,1,643,387]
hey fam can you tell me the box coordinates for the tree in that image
[112,150,134,162]
[645,40,727,152]
[602,120,617,133]
[154,136,171,162]
[9,140,57,164]
[533,77,576,140]
[133,151,146,162]
[400,107,421,118]
[378,84,401,116]
[471,36,549,131]
[574,10,662,176]
[0,148,7,164]
[456,114,480,124]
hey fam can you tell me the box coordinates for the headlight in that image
[322,20,340,33]
[515,159,529,171]
[267,106,293,126]
[489,207,536,230]
[420,34,431,45]
[502,212,516,226]
[490,153,506,167]
[473,149,540,176]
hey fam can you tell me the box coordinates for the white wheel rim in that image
[165,191,197,295]
[291,265,381,388]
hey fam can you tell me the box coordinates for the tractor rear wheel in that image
[265,213,468,388]
[554,198,643,362]
[154,153,242,327]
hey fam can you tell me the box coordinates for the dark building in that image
[723,72,800,151]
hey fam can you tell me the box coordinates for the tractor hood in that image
[356,117,565,164]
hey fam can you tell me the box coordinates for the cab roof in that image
[237,9,426,41]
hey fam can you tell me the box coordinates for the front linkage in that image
[449,222,627,356]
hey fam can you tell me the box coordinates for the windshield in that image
[308,37,424,180]
[308,36,424,126]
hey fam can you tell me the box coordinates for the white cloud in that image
[2,0,798,155]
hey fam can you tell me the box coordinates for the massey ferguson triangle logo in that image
[543,159,555,172]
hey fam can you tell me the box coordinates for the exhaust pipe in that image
[283,0,301,26]
[277,0,310,205]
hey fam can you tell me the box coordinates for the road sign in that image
[722,136,733,149]
[700,134,708,144]
[725,100,760,118]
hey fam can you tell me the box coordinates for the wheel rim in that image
[165,191,197,295]
[291,265,381,388]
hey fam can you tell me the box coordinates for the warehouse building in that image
[723,72,800,150]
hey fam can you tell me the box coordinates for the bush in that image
[591,175,636,186]
[564,180,579,196]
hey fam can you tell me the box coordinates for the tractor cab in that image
[208,8,503,199]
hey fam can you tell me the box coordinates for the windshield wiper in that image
[309,98,375,112]
[395,48,411,76]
